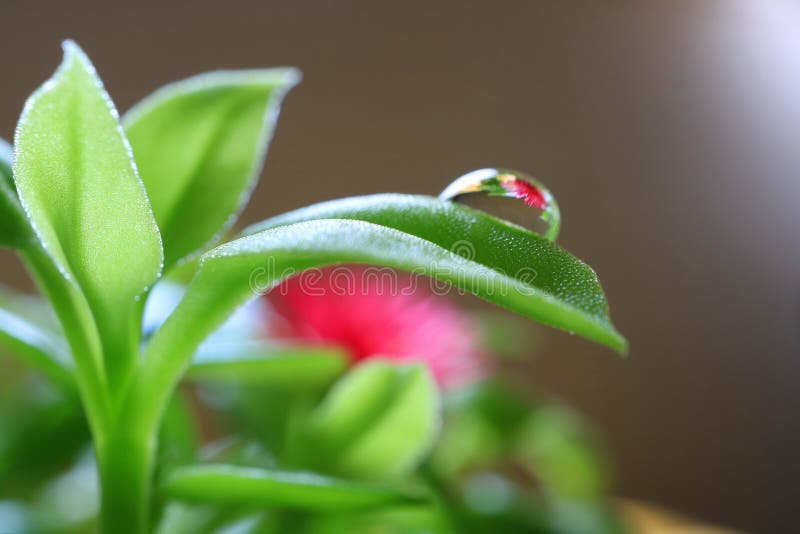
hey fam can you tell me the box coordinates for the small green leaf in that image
[187,344,347,388]
[245,194,626,353]
[14,41,163,385]
[161,464,421,511]
[0,304,74,395]
[123,68,300,268]
[0,138,31,248]
[315,362,440,480]
[305,361,399,460]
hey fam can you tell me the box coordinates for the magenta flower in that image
[266,266,487,389]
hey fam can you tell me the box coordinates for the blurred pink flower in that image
[502,177,547,210]
[266,266,486,389]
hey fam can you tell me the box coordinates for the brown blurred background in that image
[1,1,798,532]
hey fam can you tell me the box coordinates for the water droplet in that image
[439,168,561,240]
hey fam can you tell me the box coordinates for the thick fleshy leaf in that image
[307,361,398,455]
[160,464,421,511]
[187,344,347,388]
[0,139,30,248]
[307,361,440,479]
[244,194,626,352]
[14,41,163,385]
[123,68,300,268]
[336,364,438,479]
[131,217,623,436]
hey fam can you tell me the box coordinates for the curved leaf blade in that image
[131,218,624,437]
[0,139,31,248]
[13,41,163,385]
[307,361,440,480]
[187,344,347,388]
[123,68,300,268]
[244,194,620,340]
[305,360,399,466]
[336,364,439,479]
[161,464,421,511]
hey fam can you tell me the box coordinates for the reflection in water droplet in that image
[439,168,561,241]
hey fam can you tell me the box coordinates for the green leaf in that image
[303,506,452,534]
[0,138,31,248]
[514,405,608,499]
[160,464,422,511]
[132,216,623,437]
[307,361,399,457]
[123,68,300,268]
[14,41,163,386]
[187,343,347,388]
[435,382,610,503]
[158,393,198,469]
[0,304,74,395]
[310,362,440,480]
[156,503,242,534]
[244,194,626,353]
[339,364,438,479]
[0,388,87,485]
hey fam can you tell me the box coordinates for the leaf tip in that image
[61,39,80,55]
[60,39,85,68]
[278,67,302,89]
[58,40,103,85]
[612,332,629,357]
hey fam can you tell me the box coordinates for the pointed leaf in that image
[335,364,439,479]
[123,68,300,268]
[307,361,399,460]
[307,361,440,479]
[244,194,625,352]
[14,41,163,384]
[161,464,421,511]
[132,217,624,436]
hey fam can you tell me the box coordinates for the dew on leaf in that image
[439,168,561,241]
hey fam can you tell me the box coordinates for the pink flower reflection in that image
[266,266,486,390]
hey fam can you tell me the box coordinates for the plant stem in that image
[97,427,156,534]
[22,244,109,434]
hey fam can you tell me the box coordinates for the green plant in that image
[0,41,625,533]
